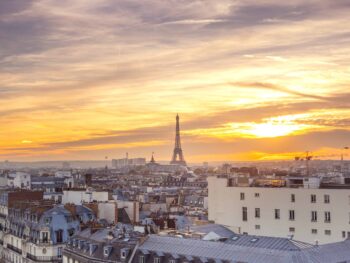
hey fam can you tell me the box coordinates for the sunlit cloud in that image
[0,0,349,162]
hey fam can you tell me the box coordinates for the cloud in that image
[0,0,349,161]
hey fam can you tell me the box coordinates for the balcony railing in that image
[6,244,22,254]
[26,253,62,262]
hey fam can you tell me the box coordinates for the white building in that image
[7,172,31,189]
[54,171,72,178]
[62,188,110,205]
[0,204,81,263]
[208,176,350,244]
[112,157,146,168]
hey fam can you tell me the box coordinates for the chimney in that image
[64,203,77,216]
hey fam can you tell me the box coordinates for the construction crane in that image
[294,151,313,176]
[295,147,349,175]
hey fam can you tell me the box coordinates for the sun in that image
[230,114,312,138]
[244,122,302,138]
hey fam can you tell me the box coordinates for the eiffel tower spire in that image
[170,114,186,166]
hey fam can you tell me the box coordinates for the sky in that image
[1,0,350,163]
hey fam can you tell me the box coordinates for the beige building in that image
[208,176,350,244]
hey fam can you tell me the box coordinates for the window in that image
[255,225,260,230]
[342,231,346,238]
[254,193,260,198]
[139,256,145,263]
[289,210,295,221]
[104,247,111,257]
[291,194,295,203]
[169,260,176,263]
[325,212,331,223]
[289,227,295,233]
[274,209,280,219]
[311,229,317,234]
[56,230,63,243]
[242,207,248,221]
[255,208,260,218]
[325,230,331,235]
[311,194,316,203]
[240,193,245,200]
[311,211,317,222]
[42,232,49,243]
[57,247,62,259]
[324,195,330,204]
[154,258,160,263]
[68,228,75,237]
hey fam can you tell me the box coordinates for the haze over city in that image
[1,0,350,162]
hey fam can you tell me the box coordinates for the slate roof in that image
[225,234,313,251]
[65,225,142,263]
[190,224,235,239]
[137,235,350,263]
[31,176,65,182]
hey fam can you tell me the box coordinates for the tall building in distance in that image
[170,114,187,166]
[112,153,146,169]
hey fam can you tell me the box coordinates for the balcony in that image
[26,254,62,262]
[6,244,22,254]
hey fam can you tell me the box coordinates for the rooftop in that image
[138,234,350,263]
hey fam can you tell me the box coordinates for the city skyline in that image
[1,0,350,162]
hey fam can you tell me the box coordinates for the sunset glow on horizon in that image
[1,0,350,162]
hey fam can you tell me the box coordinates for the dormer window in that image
[104,246,112,257]
[154,257,160,263]
[121,248,130,259]
[44,217,51,224]
[78,240,85,249]
[84,242,90,252]
[89,244,97,255]
[73,239,78,247]
[139,256,145,263]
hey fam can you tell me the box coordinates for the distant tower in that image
[170,114,187,166]
[150,152,156,163]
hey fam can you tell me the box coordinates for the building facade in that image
[208,176,350,244]
[1,203,80,263]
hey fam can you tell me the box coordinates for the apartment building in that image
[0,194,96,263]
[208,176,350,244]
[63,225,141,263]
[0,201,81,263]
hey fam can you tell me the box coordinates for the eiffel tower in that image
[170,114,187,166]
